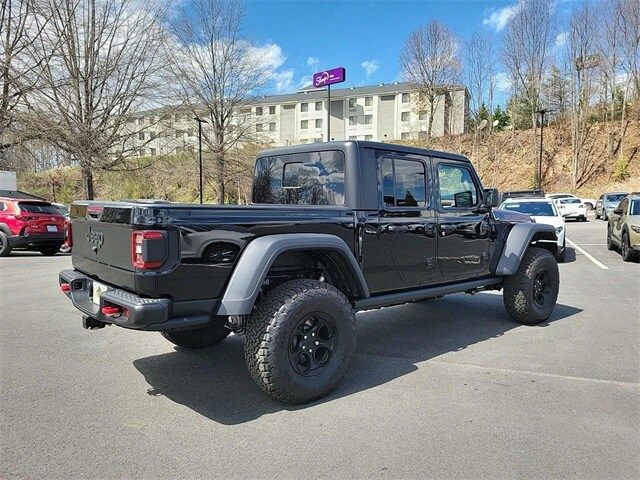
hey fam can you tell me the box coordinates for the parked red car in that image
[0,197,66,256]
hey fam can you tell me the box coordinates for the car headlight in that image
[631,225,640,234]
[555,226,564,233]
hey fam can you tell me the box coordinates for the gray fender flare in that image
[495,223,557,275]
[216,233,369,316]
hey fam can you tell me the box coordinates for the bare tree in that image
[400,21,461,139]
[501,0,556,128]
[0,0,50,148]
[618,0,640,100]
[464,28,494,127]
[168,0,277,204]
[25,0,168,199]
[568,1,601,189]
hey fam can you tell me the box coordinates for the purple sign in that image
[313,67,346,88]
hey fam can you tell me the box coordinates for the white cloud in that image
[493,72,512,93]
[555,31,568,48]
[274,69,295,93]
[306,56,319,68]
[482,2,521,31]
[361,60,380,77]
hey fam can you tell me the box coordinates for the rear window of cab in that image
[252,151,345,206]
[18,202,62,214]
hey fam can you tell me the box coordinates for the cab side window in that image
[438,163,478,209]
[380,158,427,207]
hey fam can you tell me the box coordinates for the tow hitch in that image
[82,315,107,330]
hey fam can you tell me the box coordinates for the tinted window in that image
[605,193,628,203]
[560,198,581,204]
[501,201,557,216]
[18,202,61,214]
[630,200,640,215]
[252,151,345,205]
[0,202,5,211]
[380,158,426,207]
[438,164,478,208]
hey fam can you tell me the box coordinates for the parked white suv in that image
[546,193,596,210]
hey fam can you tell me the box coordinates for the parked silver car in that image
[595,192,629,220]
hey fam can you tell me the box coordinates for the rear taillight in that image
[131,230,166,269]
[64,220,72,248]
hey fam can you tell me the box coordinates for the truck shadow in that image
[133,293,581,425]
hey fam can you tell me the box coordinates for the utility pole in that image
[535,109,547,191]
[327,85,331,141]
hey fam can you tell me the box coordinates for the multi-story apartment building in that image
[128,82,469,157]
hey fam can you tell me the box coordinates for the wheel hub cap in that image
[288,313,336,376]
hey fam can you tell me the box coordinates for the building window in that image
[401,111,410,122]
[365,96,373,106]
[174,114,180,122]
[315,101,323,110]
[269,105,276,115]
[364,115,372,125]
[401,132,410,139]
[256,106,263,116]
[365,135,372,141]
[401,93,410,103]
[269,122,276,131]
[419,111,428,121]
[348,136,357,140]
[240,107,251,115]
[301,120,308,129]
[348,98,357,108]
[349,116,357,126]
[138,132,145,140]
[315,118,322,128]
[301,102,308,112]
[256,123,263,132]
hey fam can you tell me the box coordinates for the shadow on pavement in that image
[133,292,582,425]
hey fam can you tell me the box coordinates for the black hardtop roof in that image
[257,140,470,163]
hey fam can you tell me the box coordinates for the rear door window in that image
[380,157,427,207]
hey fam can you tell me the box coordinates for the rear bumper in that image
[59,269,218,331]
[10,233,64,248]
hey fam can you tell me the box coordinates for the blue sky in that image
[242,0,577,105]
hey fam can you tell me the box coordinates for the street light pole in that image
[194,116,208,204]
[535,109,547,191]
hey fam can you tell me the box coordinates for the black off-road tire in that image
[161,318,231,349]
[0,231,12,257]
[244,279,356,404]
[621,232,639,262]
[503,247,559,325]
[38,245,61,256]
[607,226,616,250]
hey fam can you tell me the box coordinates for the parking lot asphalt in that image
[1,218,638,479]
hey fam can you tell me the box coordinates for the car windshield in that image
[18,202,61,214]
[501,201,557,216]
[605,193,628,203]
[560,198,581,204]
[631,200,640,215]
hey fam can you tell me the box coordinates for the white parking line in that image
[566,238,609,270]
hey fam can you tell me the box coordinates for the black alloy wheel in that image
[288,313,337,376]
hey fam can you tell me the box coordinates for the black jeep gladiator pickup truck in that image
[59,141,560,404]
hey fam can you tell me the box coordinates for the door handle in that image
[385,225,409,232]
[440,224,457,235]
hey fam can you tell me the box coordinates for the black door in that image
[434,159,492,281]
[361,154,438,293]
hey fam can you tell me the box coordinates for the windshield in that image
[631,200,640,216]
[560,198,581,204]
[605,193,628,203]
[53,204,70,216]
[18,202,62,214]
[501,201,557,216]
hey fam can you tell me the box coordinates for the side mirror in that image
[483,188,500,208]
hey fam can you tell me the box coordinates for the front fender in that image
[216,234,369,316]
[495,223,557,275]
